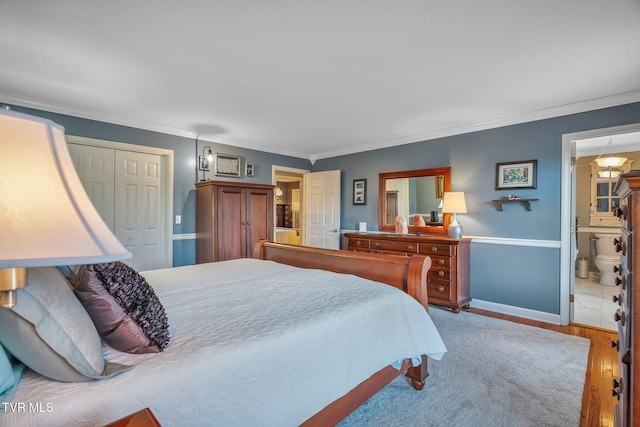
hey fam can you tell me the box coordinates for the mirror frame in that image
[378,167,452,235]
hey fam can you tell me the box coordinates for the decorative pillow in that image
[0,267,131,382]
[73,262,169,354]
[0,343,24,412]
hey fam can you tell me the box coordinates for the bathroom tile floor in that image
[573,274,618,331]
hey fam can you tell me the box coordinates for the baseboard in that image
[470,299,561,325]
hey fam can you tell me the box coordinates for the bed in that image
[1,241,446,426]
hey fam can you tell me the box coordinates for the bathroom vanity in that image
[344,232,471,312]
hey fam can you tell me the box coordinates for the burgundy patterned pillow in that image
[73,262,169,354]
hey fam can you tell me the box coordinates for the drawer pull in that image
[614,311,625,326]
[611,339,619,350]
[612,378,622,400]
[406,244,413,250]
[614,264,622,274]
[437,285,445,292]
[437,270,445,276]
[438,258,445,265]
[431,246,438,252]
[613,294,621,305]
[356,240,362,246]
[374,242,380,247]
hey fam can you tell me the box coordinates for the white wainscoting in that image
[173,233,196,240]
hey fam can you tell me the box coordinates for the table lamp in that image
[442,192,467,238]
[0,108,131,308]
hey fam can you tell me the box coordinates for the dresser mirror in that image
[378,167,451,234]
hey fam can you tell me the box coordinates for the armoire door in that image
[216,185,244,261]
[244,187,274,256]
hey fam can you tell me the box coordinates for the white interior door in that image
[68,144,115,229]
[304,170,341,249]
[115,150,166,271]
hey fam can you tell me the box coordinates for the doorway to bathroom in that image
[569,127,640,330]
[272,166,307,246]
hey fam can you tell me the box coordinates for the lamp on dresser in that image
[0,108,131,308]
[442,192,467,238]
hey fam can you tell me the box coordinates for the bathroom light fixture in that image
[0,109,131,308]
[594,137,627,168]
[442,192,467,239]
[598,170,621,179]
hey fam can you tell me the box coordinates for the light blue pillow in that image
[0,267,131,382]
[0,343,24,412]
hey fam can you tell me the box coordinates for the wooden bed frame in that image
[254,240,432,426]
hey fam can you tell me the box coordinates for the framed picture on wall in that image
[215,153,241,177]
[353,179,367,205]
[495,160,537,190]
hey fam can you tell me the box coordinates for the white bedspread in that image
[3,259,446,427]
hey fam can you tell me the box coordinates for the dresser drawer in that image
[419,243,453,256]
[430,256,451,269]
[429,266,451,280]
[427,278,452,300]
[347,238,371,250]
[371,239,418,254]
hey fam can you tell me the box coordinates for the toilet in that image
[593,233,620,286]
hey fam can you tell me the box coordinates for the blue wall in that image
[7,104,309,266]
[314,102,640,315]
[9,101,640,315]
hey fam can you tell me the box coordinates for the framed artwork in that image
[353,179,367,205]
[245,163,254,177]
[198,155,210,171]
[496,160,537,190]
[215,153,241,177]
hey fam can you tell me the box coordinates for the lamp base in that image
[448,223,463,239]
[0,268,28,308]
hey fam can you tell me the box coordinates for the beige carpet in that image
[339,306,590,427]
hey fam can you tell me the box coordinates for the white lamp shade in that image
[0,109,131,268]
[594,156,627,168]
[442,192,467,214]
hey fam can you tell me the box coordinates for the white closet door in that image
[115,150,166,271]
[67,144,115,229]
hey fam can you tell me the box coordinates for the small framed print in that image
[496,160,537,190]
[353,179,367,205]
[245,163,254,177]
[215,153,241,177]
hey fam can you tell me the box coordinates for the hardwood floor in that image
[468,308,619,427]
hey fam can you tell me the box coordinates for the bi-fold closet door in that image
[68,143,166,271]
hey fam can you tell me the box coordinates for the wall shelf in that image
[493,198,538,211]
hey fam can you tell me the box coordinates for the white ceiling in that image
[1,1,640,161]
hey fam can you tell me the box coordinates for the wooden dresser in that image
[344,232,471,312]
[613,172,639,427]
[196,180,274,263]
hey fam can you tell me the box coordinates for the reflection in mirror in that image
[379,167,451,234]
[385,176,443,226]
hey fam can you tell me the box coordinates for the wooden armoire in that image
[196,181,274,262]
